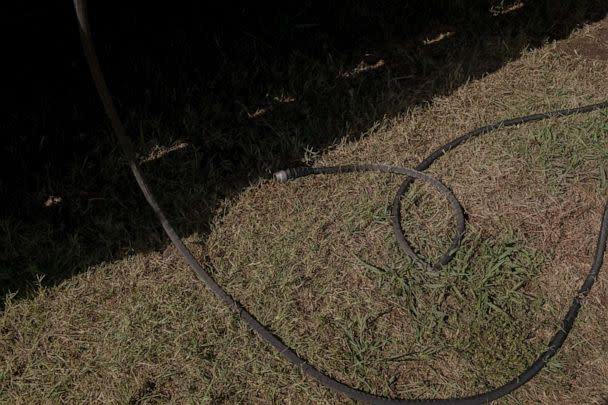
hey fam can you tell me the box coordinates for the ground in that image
[2,12,608,405]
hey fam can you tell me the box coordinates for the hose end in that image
[274,170,289,183]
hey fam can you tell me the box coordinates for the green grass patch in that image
[513,110,608,194]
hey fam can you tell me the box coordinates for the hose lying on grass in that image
[73,0,608,402]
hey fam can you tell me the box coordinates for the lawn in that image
[2,5,608,405]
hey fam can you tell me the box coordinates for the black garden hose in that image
[73,0,608,402]
[273,163,467,270]
[272,104,608,405]
[389,101,608,272]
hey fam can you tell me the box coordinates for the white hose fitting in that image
[273,170,289,183]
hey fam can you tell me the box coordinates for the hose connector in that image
[274,170,289,183]
[273,167,314,182]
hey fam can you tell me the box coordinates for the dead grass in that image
[2,15,608,405]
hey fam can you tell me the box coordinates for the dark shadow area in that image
[2,0,608,307]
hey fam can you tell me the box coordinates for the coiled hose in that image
[73,0,608,402]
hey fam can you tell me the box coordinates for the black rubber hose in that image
[72,0,608,402]
[273,163,466,266]
[391,101,608,271]
[277,139,608,405]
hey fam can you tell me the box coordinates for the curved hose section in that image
[274,163,467,263]
[73,1,608,402]
[391,101,608,271]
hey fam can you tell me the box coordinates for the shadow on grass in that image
[2,0,607,308]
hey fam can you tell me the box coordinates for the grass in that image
[2,6,608,405]
[516,116,608,194]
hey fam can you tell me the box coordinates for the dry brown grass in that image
[2,17,608,405]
